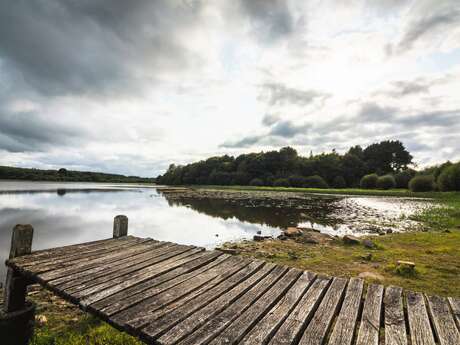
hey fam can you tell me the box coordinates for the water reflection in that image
[164,195,341,229]
[0,182,281,282]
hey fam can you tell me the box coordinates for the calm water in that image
[0,181,429,283]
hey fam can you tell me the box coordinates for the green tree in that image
[363,140,412,174]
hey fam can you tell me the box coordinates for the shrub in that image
[273,178,290,187]
[394,170,415,189]
[332,176,346,188]
[409,175,435,192]
[304,175,329,189]
[249,178,264,186]
[376,175,396,190]
[438,163,460,191]
[360,173,378,189]
[288,175,307,187]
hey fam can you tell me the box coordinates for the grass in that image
[26,288,142,345]
[192,184,443,197]
[230,229,460,297]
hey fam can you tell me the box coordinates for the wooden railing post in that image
[3,224,34,313]
[113,215,128,238]
[1,224,36,345]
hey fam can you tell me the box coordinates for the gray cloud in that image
[221,102,460,155]
[0,110,88,153]
[262,113,281,126]
[0,0,202,97]
[260,83,330,106]
[397,8,460,52]
[238,0,294,42]
[221,135,264,149]
[390,80,431,96]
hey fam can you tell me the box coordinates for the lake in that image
[0,181,430,282]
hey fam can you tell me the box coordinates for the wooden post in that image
[3,224,34,313]
[1,226,35,345]
[113,215,128,238]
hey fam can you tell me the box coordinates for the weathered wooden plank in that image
[66,245,197,297]
[161,266,297,345]
[448,297,460,330]
[113,257,257,329]
[426,294,460,345]
[138,262,276,340]
[11,236,141,269]
[239,271,316,345]
[384,286,407,345]
[92,252,230,317]
[96,255,243,324]
[268,276,331,345]
[46,242,175,287]
[90,251,229,315]
[123,260,269,330]
[38,239,165,281]
[62,245,189,297]
[204,269,302,345]
[8,236,122,265]
[406,291,435,345]
[76,248,205,306]
[13,237,148,275]
[298,277,348,345]
[327,277,364,345]
[355,284,384,345]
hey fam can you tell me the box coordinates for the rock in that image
[397,260,415,268]
[386,229,393,234]
[343,235,360,245]
[277,234,288,241]
[284,227,303,237]
[362,239,376,249]
[300,235,320,244]
[216,248,239,255]
[36,314,48,326]
[298,227,320,233]
[361,253,372,261]
[358,271,384,281]
[256,230,262,235]
[444,229,451,233]
[253,235,272,241]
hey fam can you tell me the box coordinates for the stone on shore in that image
[343,235,360,245]
[216,248,240,255]
[362,239,376,249]
[253,235,272,241]
[397,260,415,268]
[284,227,303,237]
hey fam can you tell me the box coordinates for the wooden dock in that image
[2,216,460,345]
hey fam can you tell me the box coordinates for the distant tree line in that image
[0,166,155,183]
[157,140,460,192]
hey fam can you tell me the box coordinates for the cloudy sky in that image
[1,0,459,177]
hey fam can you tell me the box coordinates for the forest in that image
[0,166,155,183]
[157,140,460,192]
